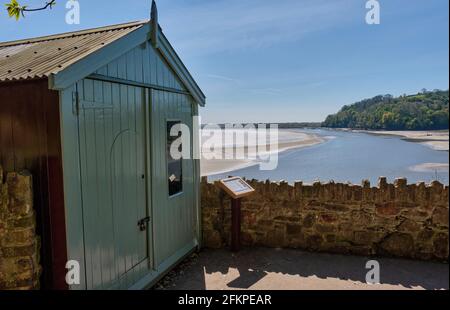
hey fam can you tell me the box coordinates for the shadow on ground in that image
[157,248,449,290]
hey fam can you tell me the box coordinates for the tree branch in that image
[5,0,56,20]
[22,0,56,12]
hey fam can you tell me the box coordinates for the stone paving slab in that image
[156,248,449,290]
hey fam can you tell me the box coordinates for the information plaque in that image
[216,176,255,252]
[217,177,255,199]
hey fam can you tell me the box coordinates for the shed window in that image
[167,121,183,196]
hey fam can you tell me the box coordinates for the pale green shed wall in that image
[59,41,200,290]
[95,41,185,91]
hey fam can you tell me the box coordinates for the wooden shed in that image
[0,2,205,290]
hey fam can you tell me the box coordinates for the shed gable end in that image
[93,42,186,92]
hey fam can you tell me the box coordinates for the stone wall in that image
[202,177,449,261]
[0,166,41,290]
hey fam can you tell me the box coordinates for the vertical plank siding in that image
[60,42,198,289]
[75,79,148,289]
[151,90,196,266]
[0,79,67,289]
[96,42,185,92]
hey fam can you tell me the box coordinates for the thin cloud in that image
[249,88,284,96]
[205,74,239,82]
[162,0,357,56]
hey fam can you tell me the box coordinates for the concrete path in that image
[157,248,449,290]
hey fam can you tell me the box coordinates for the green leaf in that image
[5,0,24,20]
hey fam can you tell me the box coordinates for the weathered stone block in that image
[398,219,423,233]
[322,203,350,212]
[432,207,449,227]
[349,245,373,256]
[402,208,431,221]
[203,230,223,249]
[0,243,37,257]
[6,172,33,217]
[352,186,363,201]
[258,220,274,230]
[322,242,351,255]
[1,227,36,247]
[354,231,380,245]
[286,223,302,235]
[417,229,434,243]
[241,232,254,246]
[7,213,35,229]
[319,213,338,224]
[351,211,372,226]
[266,227,285,247]
[378,233,414,257]
[376,203,400,216]
[273,215,295,222]
[433,233,449,260]
[378,177,388,190]
[242,210,257,227]
[325,234,336,243]
[0,167,40,290]
[305,234,323,250]
[314,224,335,234]
[302,214,316,228]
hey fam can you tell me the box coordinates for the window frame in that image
[166,119,184,198]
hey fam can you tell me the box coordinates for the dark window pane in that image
[167,121,182,196]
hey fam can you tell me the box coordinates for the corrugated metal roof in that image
[0,20,148,82]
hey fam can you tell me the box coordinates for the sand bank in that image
[200,130,324,176]
[364,130,449,151]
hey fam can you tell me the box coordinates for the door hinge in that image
[138,216,151,231]
[72,91,79,116]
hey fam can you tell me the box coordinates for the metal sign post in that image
[216,177,255,252]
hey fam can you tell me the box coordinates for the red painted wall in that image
[0,78,68,289]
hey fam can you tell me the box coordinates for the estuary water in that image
[208,129,449,185]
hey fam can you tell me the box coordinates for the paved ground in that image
[156,248,449,290]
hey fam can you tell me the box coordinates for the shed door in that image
[76,80,150,289]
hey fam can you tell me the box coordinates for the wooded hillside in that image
[323,90,449,130]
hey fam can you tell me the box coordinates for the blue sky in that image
[0,0,448,123]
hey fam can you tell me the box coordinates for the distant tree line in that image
[277,122,322,129]
[201,122,322,129]
[322,90,449,130]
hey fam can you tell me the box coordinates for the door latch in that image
[138,216,151,231]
